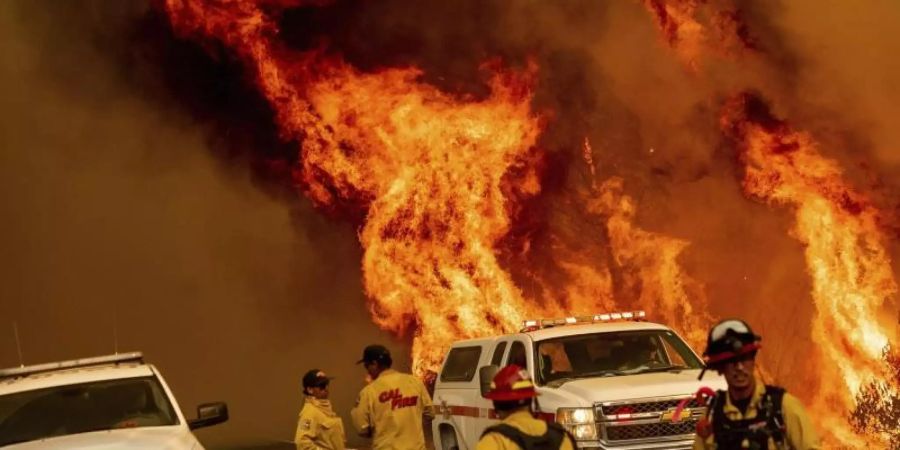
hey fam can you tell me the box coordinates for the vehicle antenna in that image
[13,322,24,367]
[113,310,119,355]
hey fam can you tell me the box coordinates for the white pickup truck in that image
[0,352,228,449]
[430,312,726,450]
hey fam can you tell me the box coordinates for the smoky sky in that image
[1,0,899,447]
[0,1,410,448]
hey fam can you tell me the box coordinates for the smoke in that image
[765,0,900,166]
[0,1,405,448]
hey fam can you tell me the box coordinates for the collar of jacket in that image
[374,368,398,380]
[307,397,337,416]
[722,375,766,420]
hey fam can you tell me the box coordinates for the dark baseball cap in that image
[302,369,333,389]
[356,344,391,364]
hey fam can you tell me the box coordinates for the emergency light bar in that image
[521,310,646,331]
[0,352,144,380]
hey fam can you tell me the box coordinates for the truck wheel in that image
[438,423,460,450]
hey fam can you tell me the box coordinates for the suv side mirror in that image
[479,365,499,397]
[188,402,229,430]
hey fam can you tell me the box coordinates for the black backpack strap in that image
[544,422,574,449]
[481,421,573,450]
[712,385,788,448]
[763,385,787,444]
[710,390,727,429]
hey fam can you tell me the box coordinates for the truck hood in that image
[3,426,201,450]
[544,369,726,404]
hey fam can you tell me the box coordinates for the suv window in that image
[506,341,527,369]
[490,342,507,366]
[0,376,178,446]
[661,335,688,366]
[535,330,703,385]
[440,346,483,382]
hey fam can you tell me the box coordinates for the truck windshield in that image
[535,330,703,385]
[0,376,178,446]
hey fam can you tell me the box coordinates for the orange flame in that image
[320,64,548,373]
[641,0,755,69]
[164,0,717,378]
[721,93,899,447]
[590,177,712,349]
[165,0,560,373]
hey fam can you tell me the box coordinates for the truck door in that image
[461,340,509,447]
[468,338,535,444]
[433,343,491,450]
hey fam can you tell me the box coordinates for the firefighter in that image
[295,369,346,450]
[350,344,433,450]
[694,319,821,450]
[477,365,575,450]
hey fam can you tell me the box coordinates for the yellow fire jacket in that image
[295,398,346,450]
[476,410,575,450]
[350,369,434,450]
[693,378,821,450]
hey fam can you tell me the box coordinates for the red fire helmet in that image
[483,365,539,401]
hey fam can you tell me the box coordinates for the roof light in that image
[0,352,144,380]
[521,310,649,331]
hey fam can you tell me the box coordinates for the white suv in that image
[430,312,726,450]
[0,352,227,449]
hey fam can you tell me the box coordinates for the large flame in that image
[320,64,548,373]
[165,0,557,373]
[164,0,713,375]
[721,93,899,447]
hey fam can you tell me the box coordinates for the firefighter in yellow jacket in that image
[350,344,433,450]
[295,369,346,450]
[476,365,575,450]
[694,319,820,450]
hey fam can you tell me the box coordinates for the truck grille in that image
[599,398,700,416]
[605,420,698,441]
[597,396,702,444]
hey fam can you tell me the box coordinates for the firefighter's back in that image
[354,369,431,450]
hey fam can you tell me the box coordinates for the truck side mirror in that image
[479,365,499,397]
[188,402,229,430]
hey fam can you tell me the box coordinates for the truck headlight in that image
[556,408,597,441]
